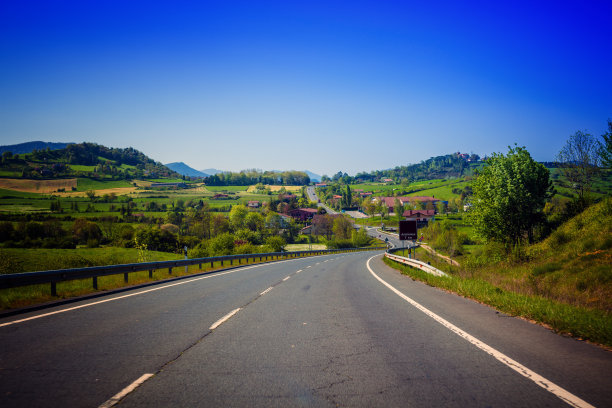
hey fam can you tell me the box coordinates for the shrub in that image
[264,236,286,253]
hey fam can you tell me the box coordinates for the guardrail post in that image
[51,282,57,297]
[124,273,128,283]
[211,260,214,268]
[168,267,172,274]
[149,269,153,278]
[199,263,202,270]
[93,276,98,290]
[230,259,233,265]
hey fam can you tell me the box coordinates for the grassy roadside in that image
[383,256,612,348]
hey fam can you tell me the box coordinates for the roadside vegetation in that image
[382,124,612,346]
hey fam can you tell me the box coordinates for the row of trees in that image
[204,170,310,186]
[355,153,477,182]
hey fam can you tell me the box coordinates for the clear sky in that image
[1,1,610,176]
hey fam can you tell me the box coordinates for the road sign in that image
[399,220,417,241]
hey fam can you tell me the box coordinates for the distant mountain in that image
[165,162,209,178]
[201,168,224,175]
[0,141,74,155]
[305,170,321,182]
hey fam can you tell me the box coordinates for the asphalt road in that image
[1,251,610,407]
[307,186,337,215]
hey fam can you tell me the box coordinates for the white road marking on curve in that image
[366,255,595,408]
[260,287,273,296]
[209,308,241,330]
[98,373,154,408]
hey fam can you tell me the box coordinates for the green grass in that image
[0,247,181,274]
[69,164,96,172]
[383,256,612,347]
[76,178,133,191]
[0,170,22,177]
[204,185,250,192]
[0,189,48,198]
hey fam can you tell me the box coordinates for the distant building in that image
[375,196,440,213]
[280,194,297,202]
[403,209,435,227]
[247,201,261,209]
[289,208,318,221]
[315,183,328,188]
[212,193,230,200]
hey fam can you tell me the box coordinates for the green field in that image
[76,178,133,191]
[204,185,250,192]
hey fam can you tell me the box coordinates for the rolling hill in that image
[0,141,74,155]
[165,162,209,178]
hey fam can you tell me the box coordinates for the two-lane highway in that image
[1,251,610,407]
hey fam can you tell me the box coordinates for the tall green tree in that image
[470,145,553,245]
[599,119,612,168]
[229,205,249,230]
[556,130,601,202]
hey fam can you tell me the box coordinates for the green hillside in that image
[0,142,180,180]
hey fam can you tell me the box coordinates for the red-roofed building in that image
[403,209,435,227]
[289,208,318,221]
[375,196,439,213]
[280,194,297,202]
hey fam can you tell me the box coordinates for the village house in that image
[289,208,318,221]
[247,201,261,209]
[280,193,297,202]
[403,209,435,227]
[211,193,230,200]
[374,196,440,213]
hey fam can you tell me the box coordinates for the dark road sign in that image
[399,220,417,240]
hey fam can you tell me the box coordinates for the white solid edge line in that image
[209,308,241,330]
[366,255,595,408]
[0,256,306,328]
[98,373,154,408]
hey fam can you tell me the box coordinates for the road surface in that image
[307,185,338,215]
[1,251,610,407]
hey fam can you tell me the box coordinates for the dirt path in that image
[421,244,460,266]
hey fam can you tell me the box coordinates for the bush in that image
[209,233,235,255]
[188,242,209,258]
[264,236,286,252]
[326,238,353,249]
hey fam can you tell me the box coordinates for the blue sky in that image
[1,1,610,176]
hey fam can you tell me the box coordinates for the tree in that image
[599,119,612,168]
[265,236,286,252]
[470,145,552,245]
[556,130,601,202]
[229,205,249,230]
[394,198,404,221]
[344,185,352,207]
[333,216,354,239]
[244,212,264,232]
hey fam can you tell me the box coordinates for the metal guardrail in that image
[385,247,448,277]
[0,247,387,296]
